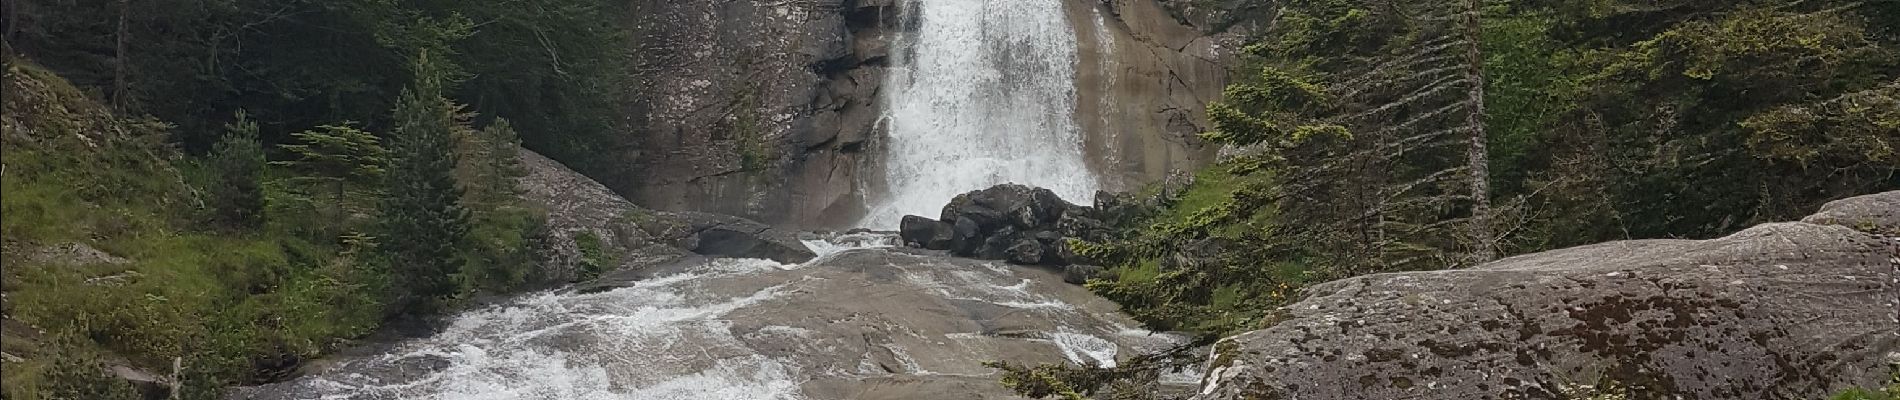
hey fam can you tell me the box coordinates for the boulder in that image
[1006,237,1046,265]
[639,211,817,264]
[1194,191,1900,400]
[941,184,1070,229]
[899,215,956,250]
[906,184,1107,266]
[977,226,1020,261]
[1062,265,1105,285]
[948,217,979,254]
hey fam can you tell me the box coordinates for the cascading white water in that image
[232,238,1190,400]
[859,0,1101,228]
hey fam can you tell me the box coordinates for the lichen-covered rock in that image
[1804,190,1900,235]
[1196,191,1900,400]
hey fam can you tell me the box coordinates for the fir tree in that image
[207,111,267,228]
[380,52,471,315]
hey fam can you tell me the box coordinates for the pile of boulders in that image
[898,184,1112,266]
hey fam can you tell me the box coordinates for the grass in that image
[1,57,390,399]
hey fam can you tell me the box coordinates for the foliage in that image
[378,53,473,316]
[1085,0,1900,341]
[2,49,546,398]
[6,0,635,177]
[456,119,542,292]
[205,111,268,229]
[1831,365,1900,400]
[272,123,389,226]
[984,340,1211,400]
[34,338,141,400]
[2,58,385,397]
[573,231,612,282]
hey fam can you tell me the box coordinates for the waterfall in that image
[859,0,1101,228]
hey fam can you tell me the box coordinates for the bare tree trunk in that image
[112,0,130,108]
[168,356,182,400]
[3,0,19,46]
[1462,0,1496,263]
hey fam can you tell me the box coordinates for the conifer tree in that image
[207,111,267,228]
[380,52,471,315]
[454,117,525,208]
[274,124,388,220]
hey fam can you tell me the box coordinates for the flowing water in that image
[859,0,1101,228]
[232,238,1191,400]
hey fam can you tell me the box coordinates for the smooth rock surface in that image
[899,215,956,250]
[1195,191,1900,400]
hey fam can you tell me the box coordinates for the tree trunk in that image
[3,0,18,46]
[112,0,130,108]
[1462,0,1496,263]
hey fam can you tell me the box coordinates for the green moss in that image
[1832,366,1900,400]
[729,91,771,173]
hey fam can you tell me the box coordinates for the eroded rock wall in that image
[622,0,894,229]
[1071,0,1254,191]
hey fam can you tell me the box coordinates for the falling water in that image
[859,0,1101,228]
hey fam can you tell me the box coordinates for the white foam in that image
[279,258,807,399]
[801,232,899,259]
[1049,329,1119,368]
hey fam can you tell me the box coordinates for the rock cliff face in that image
[620,0,895,229]
[619,0,1240,228]
[1195,191,1900,400]
[1070,0,1251,192]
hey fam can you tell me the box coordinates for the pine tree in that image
[380,52,471,315]
[207,110,267,228]
[477,118,524,199]
[452,117,525,208]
